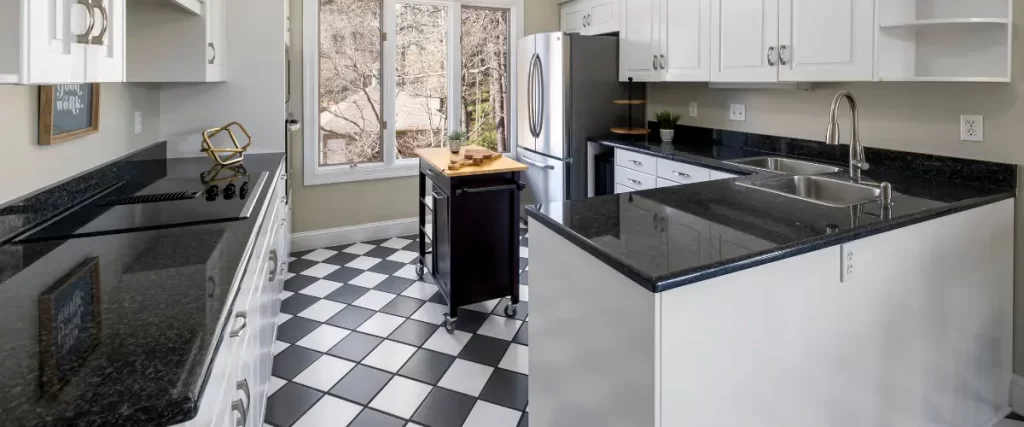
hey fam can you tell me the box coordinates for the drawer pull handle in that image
[232,399,247,427]
[229,311,247,337]
[237,379,251,409]
[672,171,691,178]
[628,159,643,166]
[626,178,643,186]
[268,249,279,282]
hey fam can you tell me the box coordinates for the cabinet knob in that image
[779,45,788,66]
[209,42,217,65]
[229,311,247,337]
[652,55,657,70]
[767,46,776,67]
[88,0,109,46]
[626,178,643,186]
[672,171,690,178]
[659,54,666,70]
[74,0,97,44]
[268,249,279,282]
[628,159,643,166]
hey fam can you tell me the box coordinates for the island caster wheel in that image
[503,303,518,318]
[443,313,456,333]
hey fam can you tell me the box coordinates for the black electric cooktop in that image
[16,169,268,243]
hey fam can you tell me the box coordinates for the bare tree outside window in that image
[395,3,449,159]
[461,7,510,152]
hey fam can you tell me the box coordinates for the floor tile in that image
[410,387,477,427]
[476,315,523,341]
[352,290,398,311]
[323,265,366,284]
[297,299,347,322]
[284,274,319,293]
[291,249,314,258]
[458,334,512,367]
[401,239,428,252]
[281,293,320,315]
[386,249,418,263]
[322,251,359,267]
[368,376,432,419]
[519,236,528,247]
[479,368,529,411]
[380,296,425,318]
[295,324,351,352]
[326,305,377,330]
[277,312,293,325]
[369,259,407,275]
[329,364,393,405]
[374,276,416,295]
[272,346,322,380]
[301,262,341,278]
[463,299,499,313]
[519,270,529,285]
[518,258,528,272]
[452,309,489,333]
[265,382,323,427]
[392,264,421,280]
[499,343,529,375]
[410,302,448,325]
[356,312,407,338]
[365,238,390,246]
[401,281,438,300]
[277,317,322,344]
[325,284,371,304]
[350,407,406,427]
[388,319,437,347]
[293,354,357,391]
[463,400,522,427]
[512,322,528,346]
[302,248,338,262]
[519,247,529,259]
[288,258,318,274]
[520,285,529,302]
[438,359,494,397]
[518,414,528,427]
[282,291,295,300]
[364,246,399,260]
[343,242,376,255]
[492,299,529,321]
[298,279,345,298]
[350,271,390,288]
[381,237,413,249]
[293,394,363,427]
[421,327,472,356]
[328,331,384,362]
[426,292,447,305]
[361,339,418,373]
[397,348,456,385]
[272,340,290,355]
[347,256,383,270]
[269,376,287,396]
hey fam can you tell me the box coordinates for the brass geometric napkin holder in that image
[201,121,252,166]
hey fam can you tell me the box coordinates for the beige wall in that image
[647,7,1024,373]
[288,0,558,233]
[0,84,161,205]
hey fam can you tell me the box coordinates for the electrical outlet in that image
[689,102,698,118]
[134,112,143,135]
[729,104,746,121]
[841,244,854,283]
[960,114,983,142]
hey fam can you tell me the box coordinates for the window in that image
[306,0,521,184]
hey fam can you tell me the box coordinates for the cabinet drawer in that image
[615,166,657,190]
[656,158,711,183]
[614,183,634,194]
[657,178,681,188]
[615,149,658,176]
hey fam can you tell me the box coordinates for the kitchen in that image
[1,0,1024,427]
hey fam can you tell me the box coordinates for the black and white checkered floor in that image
[266,230,529,427]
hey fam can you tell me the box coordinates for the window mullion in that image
[383,0,397,165]
[448,2,462,135]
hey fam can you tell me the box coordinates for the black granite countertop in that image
[0,143,285,426]
[525,127,1016,293]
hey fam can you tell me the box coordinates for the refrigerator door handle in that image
[527,53,536,137]
[534,55,545,136]
[519,155,555,170]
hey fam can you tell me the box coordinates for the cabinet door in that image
[24,0,89,83]
[710,0,778,82]
[586,0,619,35]
[660,0,711,81]
[206,0,227,81]
[619,0,661,82]
[560,2,584,33]
[85,0,125,82]
[777,0,873,81]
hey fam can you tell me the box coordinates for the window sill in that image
[304,163,420,186]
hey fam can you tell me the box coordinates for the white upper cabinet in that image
[562,0,620,35]
[619,0,661,81]
[560,2,585,33]
[661,0,711,81]
[710,0,778,82]
[777,0,874,81]
[126,0,228,82]
[0,0,125,84]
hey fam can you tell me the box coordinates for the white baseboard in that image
[1011,374,1024,415]
[291,216,427,252]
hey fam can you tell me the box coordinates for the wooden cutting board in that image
[449,148,503,170]
[415,145,527,177]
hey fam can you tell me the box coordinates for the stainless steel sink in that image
[726,156,842,175]
[737,175,883,207]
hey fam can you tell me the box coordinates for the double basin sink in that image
[725,157,886,207]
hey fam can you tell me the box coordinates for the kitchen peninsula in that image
[527,127,1016,427]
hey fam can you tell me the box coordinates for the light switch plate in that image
[134,112,143,135]
[689,102,698,117]
[729,104,746,121]
[841,244,854,283]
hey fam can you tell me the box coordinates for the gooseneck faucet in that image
[825,91,869,182]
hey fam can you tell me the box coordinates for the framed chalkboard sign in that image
[39,258,102,396]
[38,84,101,146]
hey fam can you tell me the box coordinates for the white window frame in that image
[303,0,523,185]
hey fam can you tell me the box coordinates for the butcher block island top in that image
[415,145,528,176]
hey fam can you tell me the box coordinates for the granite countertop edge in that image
[591,137,756,175]
[525,182,1014,294]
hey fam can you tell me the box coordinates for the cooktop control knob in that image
[223,183,236,200]
[205,185,219,201]
[239,181,249,199]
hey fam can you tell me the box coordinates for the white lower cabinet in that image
[613,149,737,193]
[615,183,634,194]
[172,165,288,427]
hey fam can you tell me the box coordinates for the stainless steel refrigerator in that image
[517,32,630,205]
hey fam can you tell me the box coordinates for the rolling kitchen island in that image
[415,146,528,332]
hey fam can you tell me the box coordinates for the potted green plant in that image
[448,130,467,153]
[655,110,682,143]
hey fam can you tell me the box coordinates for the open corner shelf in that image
[880,17,1009,28]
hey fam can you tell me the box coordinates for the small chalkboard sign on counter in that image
[38,84,101,146]
[39,257,102,395]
